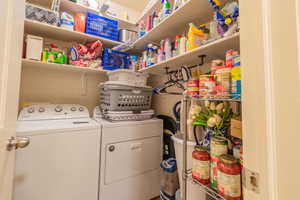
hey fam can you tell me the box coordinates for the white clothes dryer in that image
[93,106,163,200]
[14,104,101,200]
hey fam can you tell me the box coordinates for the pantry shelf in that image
[132,0,230,51]
[139,33,240,74]
[24,19,122,47]
[22,59,107,74]
[60,0,99,14]
[59,0,136,29]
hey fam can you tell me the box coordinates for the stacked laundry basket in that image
[99,70,154,121]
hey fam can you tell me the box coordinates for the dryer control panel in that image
[18,104,90,121]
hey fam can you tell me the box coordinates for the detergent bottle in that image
[188,23,204,51]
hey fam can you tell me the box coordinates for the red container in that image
[187,79,199,97]
[147,15,152,32]
[75,13,86,33]
[192,146,210,185]
[217,155,242,200]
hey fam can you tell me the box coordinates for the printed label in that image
[211,143,228,157]
[218,171,241,198]
[192,159,210,180]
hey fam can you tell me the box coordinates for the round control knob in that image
[109,145,115,152]
[27,107,35,113]
[78,107,84,112]
[55,106,63,112]
[70,107,77,112]
[38,107,45,113]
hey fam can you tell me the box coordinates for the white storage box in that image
[107,69,149,87]
[26,35,43,61]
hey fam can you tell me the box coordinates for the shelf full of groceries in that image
[134,0,239,72]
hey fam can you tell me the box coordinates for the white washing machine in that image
[14,104,101,200]
[93,107,163,200]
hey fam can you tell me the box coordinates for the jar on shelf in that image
[217,154,242,200]
[210,136,228,189]
[192,145,210,185]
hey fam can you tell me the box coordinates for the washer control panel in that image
[18,104,90,121]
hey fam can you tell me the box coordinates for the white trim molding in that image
[261,0,279,200]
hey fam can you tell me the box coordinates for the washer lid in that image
[16,118,99,136]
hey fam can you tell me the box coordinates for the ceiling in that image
[110,0,149,11]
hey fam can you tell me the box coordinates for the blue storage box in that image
[102,48,130,70]
[86,12,119,41]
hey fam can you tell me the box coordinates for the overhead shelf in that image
[132,0,230,50]
[24,19,122,47]
[140,33,240,74]
[60,0,99,13]
[22,59,107,74]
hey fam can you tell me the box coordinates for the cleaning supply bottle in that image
[161,0,172,20]
[174,35,181,56]
[164,38,172,60]
[138,20,146,38]
[188,23,203,51]
[179,34,187,55]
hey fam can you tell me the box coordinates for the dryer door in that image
[105,136,161,185]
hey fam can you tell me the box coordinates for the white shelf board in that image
[132,0,229,50]
[59,0,136,29]
[60,0,99,13]
[22,59,107,74]
[24,19,122,47]
[139,33,240,74]
[105,13,137,29]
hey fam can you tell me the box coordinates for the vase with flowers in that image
[188,101,237,149]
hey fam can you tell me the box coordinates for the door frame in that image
[0,0,24,199]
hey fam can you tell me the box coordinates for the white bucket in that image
[172,134,206,200]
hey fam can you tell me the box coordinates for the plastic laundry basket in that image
[172,134,206,200]
[107,69,149,87]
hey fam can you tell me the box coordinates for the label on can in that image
[192,158,210,180]
[218,171,241,198]
[211,139,228,158]
[210,157,219,189]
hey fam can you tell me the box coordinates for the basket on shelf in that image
[85,12,119,41]
[99,83,153,112]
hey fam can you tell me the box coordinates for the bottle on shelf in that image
[138,20,146,38]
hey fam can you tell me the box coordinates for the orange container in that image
[75,13,86,33]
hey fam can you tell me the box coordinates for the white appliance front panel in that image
[105,136,161,185]
[18,104,90,121]
[16,118,98,136]
[13,129,100,200]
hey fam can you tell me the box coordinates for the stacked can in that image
[217,155,242,200]
[187,69,199,97]
[210,136,228,189]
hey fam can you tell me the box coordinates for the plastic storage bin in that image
[99,83,153,111]
[107,70,149,87]
[85,12,119,41]
[172,134,206,200]
[25,3,59,26]
[102,49,130,70]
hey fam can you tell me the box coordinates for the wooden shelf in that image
[59,0,136,29]
[24,19,122,47]
[22,59,107,74]
[132,0,230,50]
[139,33,240,74]
[60,0,99,14]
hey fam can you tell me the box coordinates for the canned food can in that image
[192,146,210,185]
[210,136,228,189]
[217,155,242,200]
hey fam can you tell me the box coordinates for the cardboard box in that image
[231,119,242,139]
